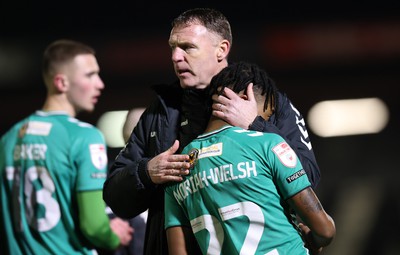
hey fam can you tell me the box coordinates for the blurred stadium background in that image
[1,1,399,254]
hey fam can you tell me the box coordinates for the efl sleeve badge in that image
[89,144,108,170]
[272,142,297,168]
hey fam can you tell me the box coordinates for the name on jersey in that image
[173,161,257,204]
[14,144,47,160]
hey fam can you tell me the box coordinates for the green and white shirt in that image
[0,111,108,255]
[165,126,311,255]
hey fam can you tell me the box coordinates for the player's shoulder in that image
[229,126,282,139]
[65,117,104,139]
[32,111,97,130]
[64,116,97,130]
[227,127,287,152]
[38,112,103,140]
[1,115,33,143]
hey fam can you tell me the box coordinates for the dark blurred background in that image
[1,1,399,254]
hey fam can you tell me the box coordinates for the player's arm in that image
[164,184,202,255]
[287,187,336,252]
[166,226,201,255]
[77,190,123,249]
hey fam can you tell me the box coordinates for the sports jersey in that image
[165,125,311,255]
[0,110,108,255]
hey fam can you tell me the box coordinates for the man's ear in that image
[217,39,230,61]
[54,74,68,92]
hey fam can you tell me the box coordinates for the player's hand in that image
[212,83,258,129]
[110,217,134,247]
[147,140,190,184]
[298,222,323,255]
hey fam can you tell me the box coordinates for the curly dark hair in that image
[209,61,279,114]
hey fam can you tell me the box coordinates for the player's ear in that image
[237,90,248,100]
[54,74,68,92]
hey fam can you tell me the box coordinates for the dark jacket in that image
[103,81,320,255]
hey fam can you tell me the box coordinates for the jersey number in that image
[190,201,267,255]
[12,166,61,232]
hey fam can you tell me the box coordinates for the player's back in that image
[0,110,106,255]
[169,125,310,254]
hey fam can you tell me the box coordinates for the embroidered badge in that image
[18,123,28,138]
[272,142,297,168]
[188,148,199,169]
[90,144,108,170]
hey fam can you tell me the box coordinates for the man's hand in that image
[110,217,134,247]
[147,140,190,184]
[212,83,258,129]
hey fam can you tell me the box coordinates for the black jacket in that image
[103,81,320,255]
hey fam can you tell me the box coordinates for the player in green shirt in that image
[164,62,335,254]
[0,39,133,255]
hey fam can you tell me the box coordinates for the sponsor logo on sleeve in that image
[286,169,306,183]
[89,144,108,170]
[272,142,297,168]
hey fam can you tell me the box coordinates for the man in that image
[165,61,335,255]
[0,39,133,255]
[103,8,320,254]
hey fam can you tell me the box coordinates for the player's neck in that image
[42,95,76,117]
[203,116,229,133]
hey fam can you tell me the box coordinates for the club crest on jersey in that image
[272,142,297,168]
[90,144,108,170]
[188,148,199,169]
[18,123,28,138]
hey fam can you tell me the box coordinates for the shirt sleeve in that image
[266,134,311,199]
[73,127,108,192]
[250,92,321,189]
[77,190,120,249]
[164,186,191,229]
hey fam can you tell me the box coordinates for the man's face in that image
[169,23,227,89]
[63,54,104,113]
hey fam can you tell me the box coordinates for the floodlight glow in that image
[97,110,128,148]
[308,98,389,137]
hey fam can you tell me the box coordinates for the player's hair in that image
[209,61,279,114]
[42,39,95,84]
[172,8,232,46]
